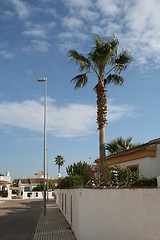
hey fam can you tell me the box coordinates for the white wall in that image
[119,144,160,178]
[19,190,55,199]
[56,188,160,240]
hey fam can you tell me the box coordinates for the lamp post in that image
[46,148,49,201]
[37,78,47,215]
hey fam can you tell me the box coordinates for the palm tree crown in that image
[106,137,138,154]
[68,34,132,165]
[54,155,65,174]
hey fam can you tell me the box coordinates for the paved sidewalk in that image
[32,201,77,240]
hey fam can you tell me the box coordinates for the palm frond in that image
[68,50,91,72]
[89,35,119,75]
[105,74,124,86]
[115,49,132,73]
[70,74,88,90]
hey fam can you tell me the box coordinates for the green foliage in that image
[0,173,4,176]
[32,182,43,191]
[12,179,19,187]
[58,160,157,189]
[133,177,157,187]
[55,155,65,174]
[32,180,55,191]
[106,136,139,154]
[48,180,55,190]
[66,161,90,177]
[58,175,84,189]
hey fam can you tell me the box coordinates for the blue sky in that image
[0,0,160,180]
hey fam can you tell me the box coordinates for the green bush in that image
[133,177,157,187]
[58,175,84,189]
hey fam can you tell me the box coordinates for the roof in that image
[20,178,59,185]
[0,180,11,184]
[20,178,43,184]
[96,138,160,165]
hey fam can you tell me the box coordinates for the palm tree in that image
[54,155,65,175]
[68,34,132,166]
[106,137,138,154]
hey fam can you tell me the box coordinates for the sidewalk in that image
[32,201,77,240]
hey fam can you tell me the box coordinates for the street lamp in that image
[37,77,47,215]
[46,148,49,201]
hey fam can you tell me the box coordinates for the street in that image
[0,199,43,240]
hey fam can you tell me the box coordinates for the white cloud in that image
[23,40,51,53]
[0,50,14,60]
[0,98,134,138]
[96,0,120,17]
[23,22,56,38]
[23,29,46,38]
[62,17,83,30]
[31,40,51,52]
[59,0,160,69]
[64,0,92,8]
[11,0,30,19]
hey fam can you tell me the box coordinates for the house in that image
[18,171,59,199]
[0,172,12,199]
[96,138,160,178]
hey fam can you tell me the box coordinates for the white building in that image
[96,138,160,178]
[18,171,58,199]
[0,172,12,199]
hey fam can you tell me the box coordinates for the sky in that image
[0,0,160,181]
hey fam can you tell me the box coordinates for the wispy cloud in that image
[0,50,14,60]
[0,98,134,138]
[23,40,51,53]
[23,21,56,38]
[62,17,83,30]
[11,0,30,19]
[59,0,160,69]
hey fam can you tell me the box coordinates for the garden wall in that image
[55,188,160,240]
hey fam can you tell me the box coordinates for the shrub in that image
[58,175,84,189]
[133,177,157,187]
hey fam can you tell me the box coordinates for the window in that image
[127,164,139,173]
[24,187,30,192]
[27,193,32,198]
[21,191,23,196]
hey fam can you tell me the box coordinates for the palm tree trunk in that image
[97,79,107,166]
[99,126,106,165]
[58,165,60,174]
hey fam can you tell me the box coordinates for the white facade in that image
[18,173,56,200]
[0,172,12,200]
[118,144,160,178]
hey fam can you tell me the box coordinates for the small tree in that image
[12,179,19,187]
[55,155,65,175]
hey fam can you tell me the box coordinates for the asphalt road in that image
[0,199,43,240]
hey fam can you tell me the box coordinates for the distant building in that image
[96,138,160,178]
[18,171,59,199]
[0,172,12,199]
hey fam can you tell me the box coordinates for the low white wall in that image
[55,188,160,240]
[19,191,55,199]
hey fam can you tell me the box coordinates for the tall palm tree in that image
[106,136,138,154]
[68,34,132,166]
[55,155,65,175]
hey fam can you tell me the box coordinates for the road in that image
[0,199,43,240]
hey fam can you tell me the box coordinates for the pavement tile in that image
[33,202,77,240]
